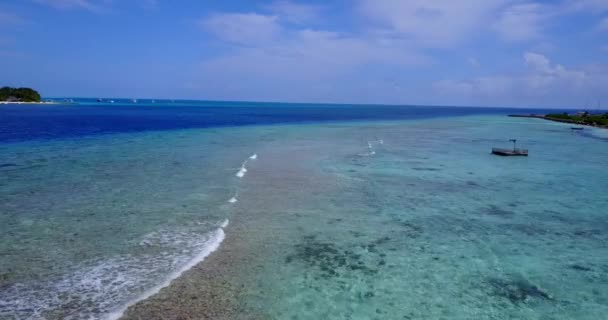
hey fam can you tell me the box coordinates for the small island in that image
[0,87,43,104]
[510,112,608,129]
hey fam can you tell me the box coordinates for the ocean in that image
[0,101,606,319]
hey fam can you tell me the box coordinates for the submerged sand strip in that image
[119,222,248,319]
[120,144,337,320]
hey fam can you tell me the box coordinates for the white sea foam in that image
[0,224,229,320]
[107,221,228,320]
[358,151,374,157]
[219,219,229,228]
[368,139,384,146]
[236,154,257,178]
[236,165,247,178]
[235,158,249,178]
[359,139,383,157]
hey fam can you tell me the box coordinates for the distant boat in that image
[97,98,104,102]
[131,99,137,103]
[492,139,528,157]
[109,100,115,103]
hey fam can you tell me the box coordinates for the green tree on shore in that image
[0,87,42,102]
[546,112,608,126]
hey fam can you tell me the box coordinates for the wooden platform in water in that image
[492,148,528,156]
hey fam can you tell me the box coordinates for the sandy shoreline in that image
[119,139,337,320]
[118,164,266,319]
[118,190,291,319]
[119,222,247,320]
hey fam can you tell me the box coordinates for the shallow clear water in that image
[0,127,266,319]
[218,116,608,319]
[1,104,607,319]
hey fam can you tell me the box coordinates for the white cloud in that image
[266,1,322,24]
[358,0,510,47]
[561,0,608,14]
[199,28,429,81]
[433,52,603,106]
[200,13,281,45]
[192,2,608,106]
[493,3,550,42]
[524,51,552,72]
[523,52,587,92]
[197,7,431,92]
[195,10,431,102]
[359,1,608,46]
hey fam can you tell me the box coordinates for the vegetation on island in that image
[545,112,608,127]
[0,87,42,102]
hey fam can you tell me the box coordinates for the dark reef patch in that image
[573,229,602,238]
[466,181,481,187]
[569,264,593,272]
[327,218,344,225]
[0,272,10,288]
[0,163,18,168]
[487,277,554,304]
[483,205,515,217]
[502,223,549,236]
[285,235,390,279]
[412,167,441,172]
[398,221,423,238]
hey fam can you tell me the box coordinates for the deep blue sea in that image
[0,100,562,142]
[1,100,607,320]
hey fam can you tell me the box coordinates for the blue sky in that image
[0,0,607,108]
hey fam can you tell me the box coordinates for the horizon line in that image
[43,96,585,111]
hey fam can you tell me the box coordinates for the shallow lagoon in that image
[1,111,607,319]
[200,116,608,320]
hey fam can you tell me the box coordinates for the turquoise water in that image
[221,117,608,319]
[0,127,266,319]
[1,112,607,319]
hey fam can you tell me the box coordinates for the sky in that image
[0,0,607,108]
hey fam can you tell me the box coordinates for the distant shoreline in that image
[0,101,58,105]
[509,114,608,129]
